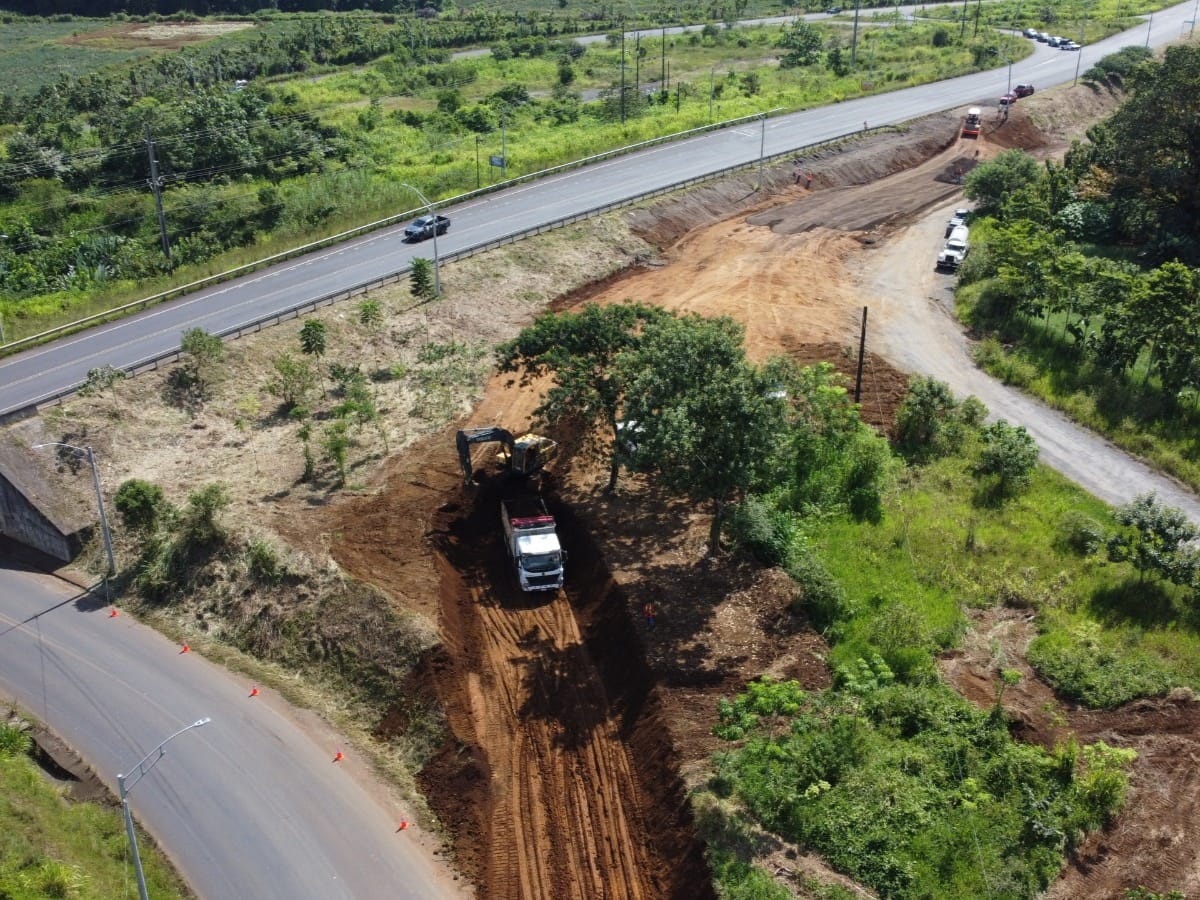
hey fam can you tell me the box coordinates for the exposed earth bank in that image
[315,80,1200,900]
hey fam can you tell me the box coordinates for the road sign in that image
[489,155,506,168]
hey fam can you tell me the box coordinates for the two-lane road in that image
[1,2,1193,419]
[0,558,463,900]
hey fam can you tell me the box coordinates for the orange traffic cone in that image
[333,750,345,763]
[179,643,191,654]
[396,820,409,833]
[108,608,119,618]
[248,687,260,698]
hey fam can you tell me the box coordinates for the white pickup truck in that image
[936,225,970,271]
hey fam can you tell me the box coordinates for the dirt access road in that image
[324,86,1200,899]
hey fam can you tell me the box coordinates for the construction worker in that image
[643,602,657,629]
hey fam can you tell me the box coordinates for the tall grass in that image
[0,741,186,899]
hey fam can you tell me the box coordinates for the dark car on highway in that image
[1014,83,1035,97]
[404,214,450,242]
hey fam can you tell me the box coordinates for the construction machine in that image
[962,107,982,138]
[456,427,558,486]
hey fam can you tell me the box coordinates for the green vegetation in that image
[0,722,186,899]
[0,19,155,93]
[699,363,1200,895]
[958,45,1200,494]
[709,676,1135,898]
[1,11,1030,340]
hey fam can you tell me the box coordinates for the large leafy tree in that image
[1097,45,1200,261]
[1126,261,1200,397]
[964,150,1043,217]
[496,302,666,491]
[619,314,792,555]
[776,21,823,69]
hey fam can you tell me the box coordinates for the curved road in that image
[0,557,464,900]
[0,3,1189,420]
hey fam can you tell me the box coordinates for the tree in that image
[410,258,435,300]
[964,150,1043,216]
[299,319,328,358]
[265,353,317,411]
[1125,261,1200,398]
[619,314,792,555]
[497,302,666,491]
[896,377,960,456]
[1095,45,1200,262]
[179,327,224,396]
[1106,493,1200,587]
[180,483,230,548]
[974,419,1039,498]
[776,21,823,68]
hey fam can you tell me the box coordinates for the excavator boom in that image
[456,427,558,486]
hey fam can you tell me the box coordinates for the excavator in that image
[456,427,558,487]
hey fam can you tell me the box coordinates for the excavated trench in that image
[417,471,713,900]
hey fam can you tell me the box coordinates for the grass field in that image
[0,20,158,93]
[0,727,187,899]
[817,450,1200,707]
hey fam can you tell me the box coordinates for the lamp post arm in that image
[399,183,441,297]
[120,718,212,794]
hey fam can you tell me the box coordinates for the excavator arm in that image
[456,427,515,486]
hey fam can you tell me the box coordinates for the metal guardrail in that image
[0,119,896,425]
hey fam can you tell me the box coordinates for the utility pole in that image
[635,32,640,101]
[501,109,508,180]
[660,25,666,94]
[144,124,170,263]
[960,0,969,39]
[620,21,626,124]
[851,0,862,66]
[973,0,982,37]
[854,307,868,403]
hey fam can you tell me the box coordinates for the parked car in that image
[1023,27,1040,38]
[1036,31,1050,41]
[824,6,843,13]
[1014,83,1035,97]
[945,208,970,237]
[404,214,450,242]
[1060,40,1081,50]
[1046,35,1061,46]
[999,92,1018,107]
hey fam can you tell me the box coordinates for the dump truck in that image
[962,107,982,138]
[501,497,566,592]
[456,427,558,486]
[936,225,970,271]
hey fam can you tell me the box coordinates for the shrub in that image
[728,495,798,567]
[114,478,169,533]
[787,548,852,632]
[245,538,286,584]
[1059,510,1105,556]
[180,484,230,549]
[974,419,1039,498]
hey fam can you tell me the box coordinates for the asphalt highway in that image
[0,2,1192,420]
[0,558,463,900]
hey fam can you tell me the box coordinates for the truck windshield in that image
[522,552,561,573]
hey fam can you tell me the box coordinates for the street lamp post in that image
[758,111,767,190]
[119,718,212,900]
[398,183,441,297]
[32,442,115,576]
